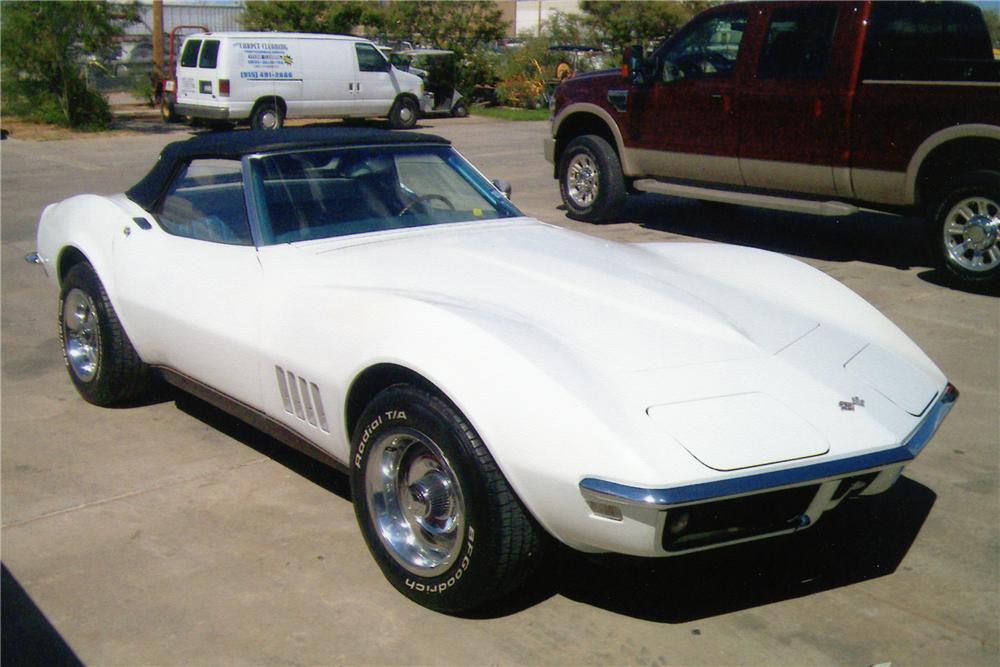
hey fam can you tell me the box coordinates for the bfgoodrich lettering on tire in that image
[350,384,541,614]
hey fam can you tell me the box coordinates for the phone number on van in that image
[240,71,296,80]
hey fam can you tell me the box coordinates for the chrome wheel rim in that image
[62,288,100,382]
[567,153,598,208]
[365,428,465,576]
[942,195,1000,273]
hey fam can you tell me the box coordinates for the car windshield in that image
[250,145,521,244]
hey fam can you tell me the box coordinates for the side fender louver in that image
[275,366,330,433]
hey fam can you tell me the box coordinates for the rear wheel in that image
[251,101,284,130]
[451,102,469,118]
[160,94,180,123]
[930,170,1000,285]
[59,263,155,406]
[559,135,626,222]
[388,96,418,130]
[350,384,542,614]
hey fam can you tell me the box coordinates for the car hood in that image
[284,219,817,372]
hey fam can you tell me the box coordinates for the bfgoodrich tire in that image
[559,134,626,222]
[58,262,155,406]
[388,96,418,130]
[350,384,542,614]
[931,170,1000,285]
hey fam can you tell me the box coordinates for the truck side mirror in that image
[623,44,646,85]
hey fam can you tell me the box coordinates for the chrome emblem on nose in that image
[839,396,865,411]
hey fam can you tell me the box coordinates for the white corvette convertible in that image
[31,128,957,613]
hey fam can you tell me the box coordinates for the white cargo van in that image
[173,32,429,130]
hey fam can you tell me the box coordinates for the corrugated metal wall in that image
[125,1,245,36]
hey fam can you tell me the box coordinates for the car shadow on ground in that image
[611,194,998,296]
[491,476,936,622]
[172,387,936,624]
[1,563,84,667]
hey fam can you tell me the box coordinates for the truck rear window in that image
[180,39,201,68]
[862,1,996,82]
[198,40,220,69]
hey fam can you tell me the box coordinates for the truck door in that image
[627,7,749,185]
[738,3,846,196]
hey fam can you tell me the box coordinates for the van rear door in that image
[176,38,225,106]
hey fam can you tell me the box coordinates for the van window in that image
[180,39,202,68]
[757,5,838,80]
[198,40,220,69]
[355,43,388,73]
[157,159,252,246]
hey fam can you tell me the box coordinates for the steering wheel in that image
[398,193,455,216]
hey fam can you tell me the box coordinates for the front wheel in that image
[931,170,1000,285]
[350,384,542,614]
[450,102,469,118]
[388,96,418,130]
[59,263,155,406]
[558,135,626,222]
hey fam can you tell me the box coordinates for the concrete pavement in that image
[2,116,997,665]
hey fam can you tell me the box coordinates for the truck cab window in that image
[757,5,838,80]
[660,11,746,83]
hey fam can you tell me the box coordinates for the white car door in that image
[298,39,354,118]
[113,158,264,409]
[353,42,398,115]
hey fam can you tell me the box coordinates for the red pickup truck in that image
[545,0,1000,285]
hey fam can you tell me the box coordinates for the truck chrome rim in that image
[365,428,465,576]
[943,196,1000,273]
[62,288,100,382]
[567,153,598,207]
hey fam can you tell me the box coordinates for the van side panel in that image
[298,39,356,118]
[230,38,302,119]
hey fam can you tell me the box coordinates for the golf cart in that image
[390,49,468,118]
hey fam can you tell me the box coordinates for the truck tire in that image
[389,96,418,130]
[930,170,1000,285]
[559,135,626,222]
[251,101,284,130]
[350,384,542,614]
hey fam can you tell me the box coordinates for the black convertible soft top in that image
[125,127,451,210]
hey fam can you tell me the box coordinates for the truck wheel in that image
[931,170,1000,285]
[160,95,180,123]
[559,135,626,222]
[59,262,155,407]
[251,101,283,130]
[350,384,542,614]
[388,96,418,130]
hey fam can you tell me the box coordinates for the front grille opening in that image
[831,472,878,502]
[662,484,819,552]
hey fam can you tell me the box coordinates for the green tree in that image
[241,1,382,35]
[579,1,713,53]
[1,1,138,128]
[983,6,1000,49]
[382,1,508,56]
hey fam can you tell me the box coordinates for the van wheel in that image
[251,102,284,130]
[559,135,626,222]
[389,96,418,130]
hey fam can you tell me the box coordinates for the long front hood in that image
[285,219,818,372]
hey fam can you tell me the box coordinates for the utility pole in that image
[152,0,164,81]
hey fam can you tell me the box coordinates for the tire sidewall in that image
[932,170,1000,284]
[350,387,498,612]
[559,135,623,222]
